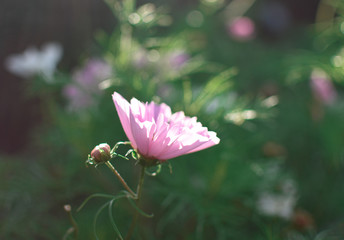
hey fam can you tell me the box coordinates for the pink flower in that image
[73,59,112,92]
[63,84,95,111]
[227,17,255,41]
[63,58,113,112]
[112,92,220,164]
[311,70,337,105]
[167,50,189,70]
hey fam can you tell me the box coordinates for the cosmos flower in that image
[112,92,220,165]
[5,42,63,81]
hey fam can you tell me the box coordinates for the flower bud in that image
[90,143,111,163]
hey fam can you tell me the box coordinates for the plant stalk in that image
[105,161,136,197]
[125,165,146,240]
[63,205,78,240]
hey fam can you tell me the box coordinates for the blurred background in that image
[1,0,344,239]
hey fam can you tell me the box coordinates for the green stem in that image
[110,141,131,154]
[125,166,146,240]
[105,161,136,197]
[119,23,133,67]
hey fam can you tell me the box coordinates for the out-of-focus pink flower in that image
[73,59,112,92]
[167,50,189,70]
[63,84,95,111]
[227,17,255,41]
[132,48,149,69]
[311,70,337,105]
[63,59,113,112]
[112,92,220,164]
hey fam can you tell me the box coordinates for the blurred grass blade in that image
[189,68,236,113]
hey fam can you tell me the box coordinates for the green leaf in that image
[127,198,154,218]
[108,199,123,240]
[93,201,109,240]
[77,193,116,212]
[145,164,161,176]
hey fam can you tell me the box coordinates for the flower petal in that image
[185,131,220,154]
[112,92,137,149]
[129,110,155,156]
[146,101,172,121]
[147,114,170,157]
[156,133,210,160]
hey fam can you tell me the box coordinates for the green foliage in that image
[2,0,344,239]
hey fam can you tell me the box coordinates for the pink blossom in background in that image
[63,59,112,112]
[132,48,149,69]
[227,17,255,41]
[167,50,190,70]
[73,59,112,92]
[311,70,337,105]
[157,83,178,102]
[63,84,95,111]
[112,92,220,163]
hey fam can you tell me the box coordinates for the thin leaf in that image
[127,198,154,218]
[145,164,161,176]
[108,199,123,240]
[93,201,110,240]
[77,193,116,212]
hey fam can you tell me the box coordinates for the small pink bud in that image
[90,143,111,163]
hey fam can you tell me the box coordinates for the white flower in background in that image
[257,192,296,219]
[257,179,297,220]
[5,42,63,81]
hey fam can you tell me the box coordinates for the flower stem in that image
[105,161,136,197]
[63,205,78,240]
[125,165,146,240]
[110,141,131,154]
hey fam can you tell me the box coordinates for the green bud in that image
[90,143,111,163]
